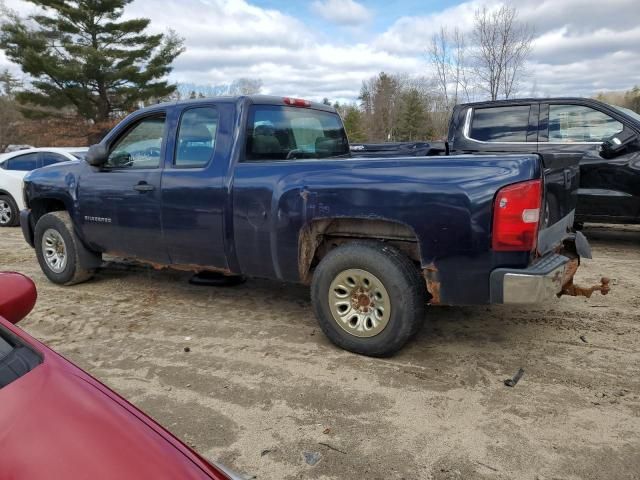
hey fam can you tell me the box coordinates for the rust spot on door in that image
[107,252,233,275]
[423,263,441,304]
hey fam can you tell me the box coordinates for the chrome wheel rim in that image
[0,200,11,225]
[328,268,391,338]
[42,229,67,273]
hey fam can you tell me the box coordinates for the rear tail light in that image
[283,97,311,107]
[492,179,542,251]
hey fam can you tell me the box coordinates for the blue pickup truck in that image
[20,96,603,356]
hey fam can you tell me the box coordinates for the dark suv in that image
[448,98,640,226]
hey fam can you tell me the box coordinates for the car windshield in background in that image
[71,151,88,160]
[245,105,350,161]
[611,104,640,123]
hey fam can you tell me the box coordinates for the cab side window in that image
[107,115,166,169]
[4,153,39,171]
[469,106,530,142]
[549,105,623,142]
[174,107,218,168]
[41,153,70,167]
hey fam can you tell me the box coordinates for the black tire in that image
[542,193,559,228]
[0,194,19,227]
[311,241,426,357]
[34,211,101,285]
[189,271,247,287]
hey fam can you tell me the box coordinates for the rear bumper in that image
[20,209,35,248]
[490,254,570,304]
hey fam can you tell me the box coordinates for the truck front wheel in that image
[34,211,101,285]
[311,242,426,357]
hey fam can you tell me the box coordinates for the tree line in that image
[0,1,638,150]
[594,87,640,114]
[332,4,536,143]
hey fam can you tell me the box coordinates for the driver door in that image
[78,113,169,263]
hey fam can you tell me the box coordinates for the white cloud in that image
[1,0,639,101]
[373,0,496,54]
[126,0,312,49]
[122,0,419,102]
[310,0,372,26]
[373,0,640,97]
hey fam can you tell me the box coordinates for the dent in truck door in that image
[159,103,231,269]
[77,113,168,263]
[232,103,351,281]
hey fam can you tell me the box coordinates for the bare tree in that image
[358,72,406,141]
[472,4,533,100]
[429,27,450,105]
[228,78,263,95]
[428,26,470,107]
[175,78,263,99]
[452,28,471,103]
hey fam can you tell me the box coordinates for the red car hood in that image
[0,317,229,480]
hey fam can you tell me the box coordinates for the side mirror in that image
[600,130,638,159]
[86,143,109,167]
[0,273,37,324]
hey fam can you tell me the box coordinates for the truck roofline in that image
[459,97,610,108]
[132,95,337,116]
[456,97,640,128]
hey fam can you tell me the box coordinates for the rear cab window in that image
[468,105,531,142]
[244,105,349,161]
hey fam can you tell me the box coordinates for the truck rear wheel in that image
[34,211,101,285]
[0,194,19,227]
[311,242,426,357]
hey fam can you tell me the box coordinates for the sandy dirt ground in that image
[1,225,639,479]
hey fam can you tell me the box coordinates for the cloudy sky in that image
[1,0,639,103]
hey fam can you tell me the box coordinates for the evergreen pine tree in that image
[0,0,184,138]
[397,89,428,141]
[342,105,366,143]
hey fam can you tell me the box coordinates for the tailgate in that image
[537,152,581,255]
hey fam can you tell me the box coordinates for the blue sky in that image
[248,0,467,51]
[251,0,462,33]
[2,0,640,103]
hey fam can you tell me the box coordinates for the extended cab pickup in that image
[20,96,603,356]
[448,98,640,226]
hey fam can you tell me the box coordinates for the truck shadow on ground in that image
[582,223,640,245]
[90,257,571,366]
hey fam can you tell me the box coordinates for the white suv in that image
[0,148,87,227]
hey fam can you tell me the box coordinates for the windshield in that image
[610,104,640,123]
[245,105,350,161]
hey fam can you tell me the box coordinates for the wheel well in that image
[30,198,67,227]
[298,218,421,283]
